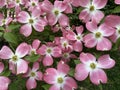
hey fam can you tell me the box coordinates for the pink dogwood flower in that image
[38,43,61,66]
[83,21,115,51]
[0,0,6,7]
[41,0,69,26]
[66,26,84,52]
[44,61,77,90]
[0,62,11,90]
[17,11,47,37]
[105,15,120,43]
[23,62,42,90]
[75,52,115,85]
[78,0,108,23]
[115,0,120,4]
[0,43,29,74]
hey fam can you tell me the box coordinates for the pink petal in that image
[26,78,37,90]
[72,0,81,7]
[92,10,104,23]
[43,55,53,66]
[20,24,32,37]
[9,60,16,74]
[93,0,108,9]
[64,4,73,13]
[57,61,70,74]
[44,68,57,84]
[75,64,89,81]
[17,11,30,23]
[79,10,90,23]
[90,69,107,85]
[0,76,10,90]
[0,0,6,7]
[47,13,58,26]
[15,43,29,58]
[105,15,120,27]
[97,38,112,51]
[54,1,67,12]
[32,62,39,71]
[76,26,84,34]
[63,77,77,90]
[109,33,118,43]
[115,0,120,4]
[86,21,98,33]
[52,47,61,57]
[80,52,96,64]
[0,46,14,59]
[78,0,90,7]
[49,85,60,90]
[37,45,47,55]
[58,14,69,27]
[73,41,83,52]
[35,71,43,80]
[83,33,97,48]
[32,39,41,50]
[99,24,115,37]
[0,62,4,73]
[98,54,115,69]
[66,31,76,40]
[17,59,28,74]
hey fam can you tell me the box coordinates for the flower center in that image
[2,19,5,24]
[95,32,101,38]
[76,35,81,40]
[89,5,95,11]
[54,10,60,16]
[118,29,120,34]
[32,2,36,6]
[90,63,96,69]
[63,53,69,58]
[47,48,52,53]
[29,19,34,24]
[30,50,36,55]
[57,77,64,84]
[12,55,18,62]
[63,42,67,47]
[16,0,20,3]
[30,72,36,77]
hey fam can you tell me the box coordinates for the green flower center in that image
[12,55,18,62]
[47,48,52,53]
[90,63,96,69]
[32,2,35,6]
[118,29,120,34]
[89,5,95,11]
[76,36,81,40]
[57,77,63,84]
[30,72,36,77]
[63,53,69,58]
[54,10,59,16]
[95,32,101,38]
[29,19,34,24]
[16,0,20,3]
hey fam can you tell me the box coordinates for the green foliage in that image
[25,54,40,62]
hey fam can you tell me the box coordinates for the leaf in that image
[8,24,21,30]
[0,32,3,37]
[112,6,120,13]
[74,59,80,65]
[68,68,75,77]
[0,26,4,31]
[0,70,11,76]
[42,84,51,90]
[25,54,40,62]
[3,32,18,45]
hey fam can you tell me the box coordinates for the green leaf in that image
[0,70,11,76]
[0,32,3,37]
[112,6,120,13]
[42,84,51,90]
[3,32,18,45]
[74,59,80,65]
[25,54,40,62]
[8,24,21,30]
[68,68,75,77]
[0,26,4,30]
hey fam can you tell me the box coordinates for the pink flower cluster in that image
[0,0,118,90]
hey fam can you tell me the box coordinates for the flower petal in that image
[0,62,4,73]
[43,55,53,66]
[79,0,90,7]
[44,68,57,84]
[35,71,43,80]
[90,69,107,85]
[20,24,32,37]
[17,59,28,74]
[52,47,61,57]
[83,33,97,48]
[15,43,29,58]
[73,41,83,52]
[32,39,41,50]
[37,45,47,55]
[0,76,10,90]
[98,54,115,69]
[17,11,30,23]
[75,64,89,81]
[115,0,120,4]
[49,85,60,90]
[32,62,39,71]
[0,46,14,59]
[26,78,37,90]
[59,14,69,27]
[97,38,112,51]
[93,0,108,9]
[76,25,84,34]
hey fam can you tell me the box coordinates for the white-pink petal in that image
[0,62,4,73]
[26,78,37,90]
[43,55,53,66]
